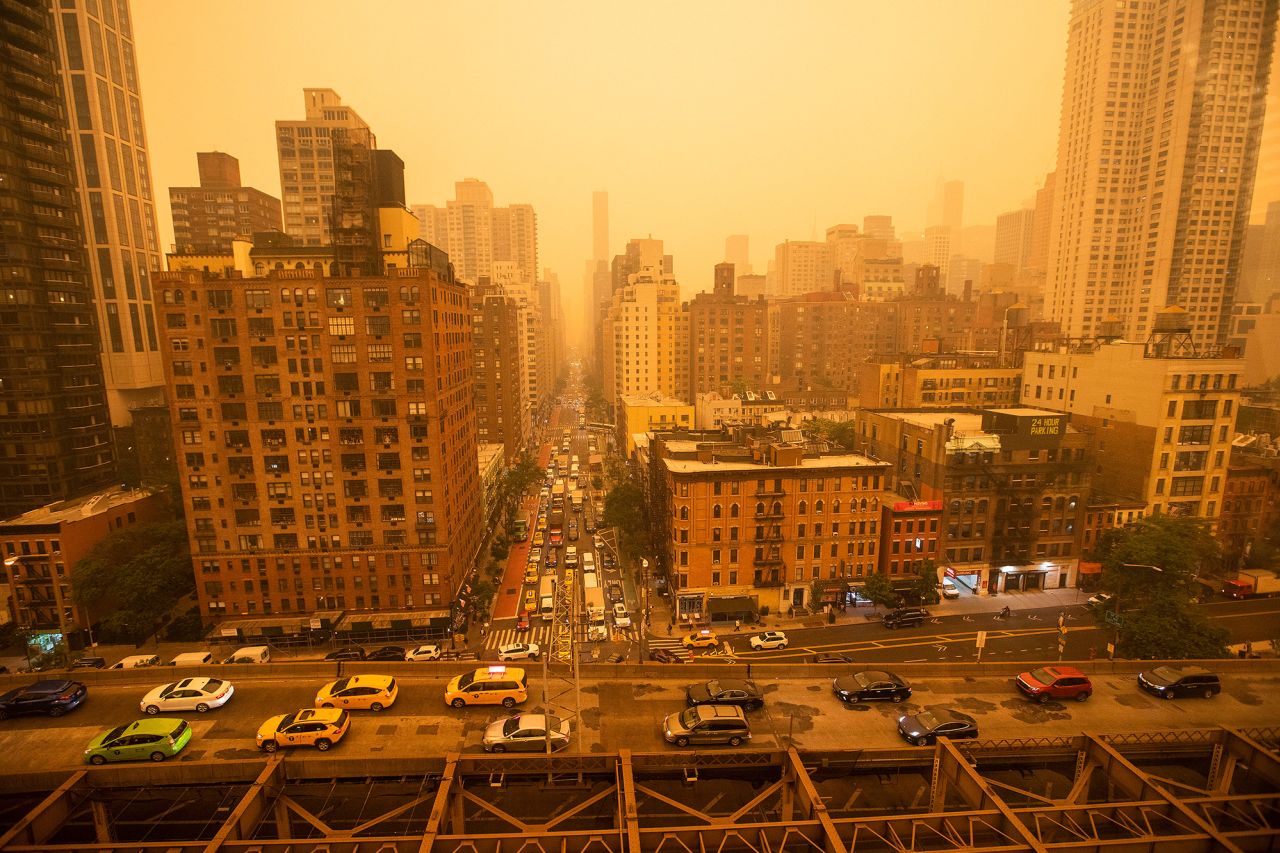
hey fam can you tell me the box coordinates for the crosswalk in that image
[483,624,645,651]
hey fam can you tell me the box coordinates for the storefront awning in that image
[707,595,757,615]
[1078,562,1103,575]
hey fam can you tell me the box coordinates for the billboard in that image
[982,409,1066,450]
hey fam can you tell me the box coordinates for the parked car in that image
[662,704,751,747]
[1137,666,1221,700]
[749,631,788,650]
[85,718,191,764]
[1086,592,1114,610]
[1016,666,1092,703]
[405,644,442,662]
[940,578,960,599]
[70,656,106,670]
[606,583,625,605]
[685,679,763,710]
[897,709,979,745]
[366,645,408,662]
[140,677,234,715]
[324,646,367,662]
[649,648,683,664]
[315,675,398,711]
[833,670,912,703]
[882,608,928,629]
[0,680,88,720]
[256,708,350,752]
[482,713,571,752]
[812,653,854,664]
[497,643,541,662]
[612,604,632,628]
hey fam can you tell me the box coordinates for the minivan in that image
[110,654,160,670]
[168,652,214,667]
[662,704,751,747]
[444,666,528,708]
[882,608,927,629]
[222,646,271,665]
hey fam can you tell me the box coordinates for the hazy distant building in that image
[1045,0,1276,346]
[169,153,283,254]
[923,226,952,285]
[862,215,895,241]
[592,190,609,262]
[772,240,834,297]
[724,234,751,275]
[686,264,771,399]
[928,180,964,233]
[50,0,165,425]
[1240,201,1280,303]
[472,280,530,462]
[994,208,1035,272]
[602,261,683,404]
[736,274,767,299]
[0,0,118,515]
[412,179,538,286]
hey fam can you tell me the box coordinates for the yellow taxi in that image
[523,588,537,611]
[682,629,720,650]
[444,666,528,709]
[314,675,398,711]
[532,530,545,547]
[256,708,350,752]
[524,565,539,585]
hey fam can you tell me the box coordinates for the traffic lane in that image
[3,671,1279,773]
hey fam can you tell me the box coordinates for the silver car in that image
[482,713,570,752]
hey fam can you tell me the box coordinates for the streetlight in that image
[1109,563,1163,660]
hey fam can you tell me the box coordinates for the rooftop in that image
[0,487,158,529]
[620,393,691,408]
[664,453,885,475]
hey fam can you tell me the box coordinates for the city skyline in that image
[132,1,1077,310]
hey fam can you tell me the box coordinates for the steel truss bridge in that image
[1,727,1277,852]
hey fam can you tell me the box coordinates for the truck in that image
[510,517,529,542]
[584,586,608,641]
[1223,568,1280,599]
[549,510,565,546]
[551,481,566,510]
[571,490,584,513]
[539,575,557,622]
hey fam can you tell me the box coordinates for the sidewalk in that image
[645,583,1092,637]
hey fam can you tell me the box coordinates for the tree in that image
[805,418,858,452]
[603,481,651,559]
[506,453,543,498]
[904,560,942,606]
[71,520,194,643]
[860,573,900,610]
[1095,516,1228,659]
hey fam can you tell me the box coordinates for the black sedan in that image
[897,709,978,746]
[324,646,367,662]
[685,679,763,710]
[649,649,683,664]
[833,670,912,703]
[366,646,407,662]
[0,680,88,719]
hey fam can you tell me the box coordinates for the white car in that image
[612,603,632,628]
[750,631,789,650]
[140,677,234,715]
[406,644,442,662]
[497,643,541,662]
[1086,592,1114,609]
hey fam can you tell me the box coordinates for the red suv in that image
[1015,666,1092,703]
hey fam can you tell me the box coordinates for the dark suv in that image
[0,680,88,719]
[1016,665,1092,703]
[882,608,928,629]
[1138,666,1221,700]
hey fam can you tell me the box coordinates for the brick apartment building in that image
[155,267,481,622]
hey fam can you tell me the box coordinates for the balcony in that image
[754,529,784,543]
[754,486,786,498]
[753,510,784,521]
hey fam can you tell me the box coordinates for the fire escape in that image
[329,127,378,277]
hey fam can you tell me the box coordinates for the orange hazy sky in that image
[134,1,1074,304]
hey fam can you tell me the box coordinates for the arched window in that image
[1068,494,1079,510]
[730,504,739,518]
[399,286,409,303]
[312,261,324,273]
[772,500,782,515]
[679,506,689,520]
[815,499,824,514]
[870,498,878,510]
[861,498,869,512]
[1041,496,1053,511]
[755,502,765,516]
[832,499,841,514]
[255,262,267,276]
[798,500,808,516]
[280,288,291,302]
[306,288,317,302]
[161,290,173,305]
[273,262,284,271]
[294,262,305,270]
[712,504,722,519]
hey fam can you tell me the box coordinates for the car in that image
[1086,592,1115,609]
[527,547,543,565]
[897,709,979,746]
[682,629,719,649]
[482,713,571,752]
[606,583,625,605]
[497,643,540,662]
[833,670,912,703]
[749,631,788,650]
[445,666,528,708]
[882,608,928,629]
[140,677,234,715]
[70,656,106,670]
[649,648,683,664]
[523,588,537,611]
[612,604,632,628]
[516,611,532,632]
[324,646,367,662]
[812,652,855,664]
[586,516,598,533]
[85,718,192,765]
[315,675,398,711]
[1137,666,1221,700]
[662,704,751,747]
[524,566,539,585]
[256,708,350,752]
[0,680,88,720]
[367,645,408,662]
[685,678,764,710]
[1016,666,1092,703]
[532,531,545,547]
[601,552,615,567]
[940,578,960,599]
[546,548,559,567]
[405,644,442,662]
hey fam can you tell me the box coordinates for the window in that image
[1182,400,1217,420]
[328,317,355,336]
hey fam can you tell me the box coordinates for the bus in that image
[538,575,557,622]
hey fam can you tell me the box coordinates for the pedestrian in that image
[746,663,752,679]
[667,622,673,636]
[1088,646,1096,661]
[734,619,741,632]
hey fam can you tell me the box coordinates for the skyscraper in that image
[994,208,1035,272]
[412,179,538,285]
[927,180,964,233]
[772,240,834,297]
[276,89,374,248]
[602,241,681,402]
[50,0,165,424]
[0,0,117,516]
[1045,0,1277,345]
[169,153,283,254]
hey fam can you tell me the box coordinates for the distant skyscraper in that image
[772,240,834,297]
[994,209,1035,272]
[275,89,374,247]
[1045,0,1276,345]
[0,0,117,515]
[928,180,964,232]
[602,257,682,402]
[923,226,952,286]
[1026,172,1056,274]
[50,0,166,425]
[412,179,537,285]
[1252,40,1280,223]
[863,215,895,241]
[724,234,751,274]
[1240,201,1280,303]
[169,153,283,254]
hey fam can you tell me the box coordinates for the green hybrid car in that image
[85,718,192,765]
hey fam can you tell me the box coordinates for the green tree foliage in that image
[905,559,942,606]
[1096,516,1228,659]
[603,481,651,559]
[805,418,858,452]
[71,520,194,643]
[860,573,900,609]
